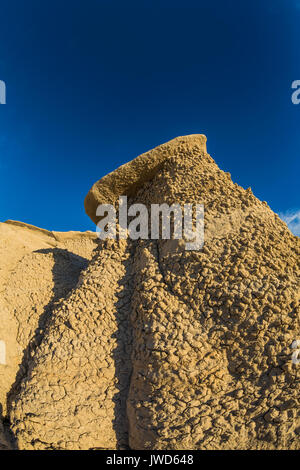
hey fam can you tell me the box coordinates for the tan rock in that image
[1,135,299,450]
[0,220,97,448]
[84,134,207,224]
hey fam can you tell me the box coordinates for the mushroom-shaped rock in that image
[84,134,207,224]
[7,135,300,450]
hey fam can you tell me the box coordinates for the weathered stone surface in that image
[9,238,134,450]
[84,134,207,224]
[0,220,97,448]
[2,135,300,449]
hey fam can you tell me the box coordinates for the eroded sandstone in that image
[1,135,299,449]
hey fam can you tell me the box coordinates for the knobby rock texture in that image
[0,221,97,449]
[0,135,299,449]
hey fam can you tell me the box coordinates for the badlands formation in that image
[0,135,299,450]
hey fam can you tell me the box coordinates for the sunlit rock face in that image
[3,135,300,450]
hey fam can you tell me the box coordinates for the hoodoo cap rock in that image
[84,134,207,224]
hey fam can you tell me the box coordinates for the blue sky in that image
[0,0,299,233]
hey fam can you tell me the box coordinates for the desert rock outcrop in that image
[0,221,97,448]
[1,135,299,449]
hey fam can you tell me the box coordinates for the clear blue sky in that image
[0,0,299,232]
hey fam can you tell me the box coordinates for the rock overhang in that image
[84,134,207,225]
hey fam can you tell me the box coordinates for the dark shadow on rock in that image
[6,248,90,441]
[110,249,134,450]
[0,403,15,449]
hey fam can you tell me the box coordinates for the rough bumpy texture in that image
[10,239,134,450]
[3,135,300,449]
[84,135,207,224]
[0,221,98,449]
[125,151,300,450]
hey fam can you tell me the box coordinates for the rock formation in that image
[1,135,299,449]
[0,220,98,448]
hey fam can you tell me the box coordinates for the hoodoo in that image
[1,135,299,450]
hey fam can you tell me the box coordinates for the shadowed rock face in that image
[3,135,300,449]
[0,221,98,449]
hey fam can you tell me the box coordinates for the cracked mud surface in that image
[1,135,299,449]
[0,221,98,449]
